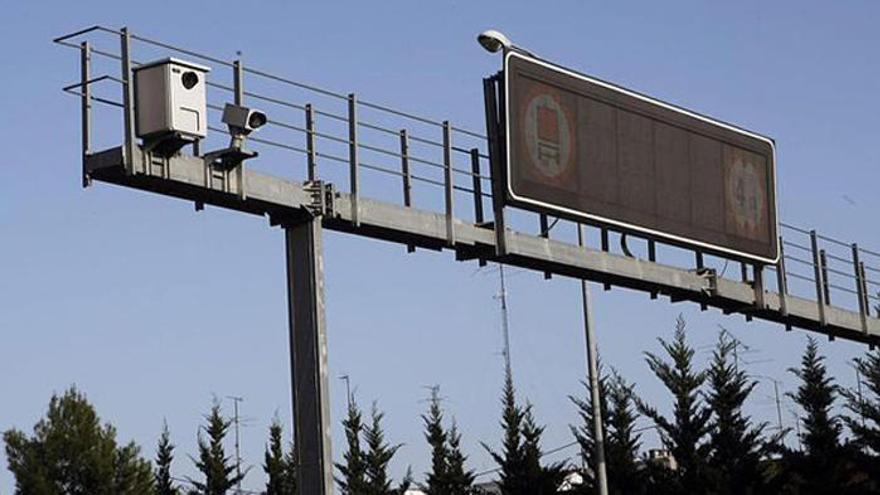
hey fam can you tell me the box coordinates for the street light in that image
[477,29,512,53]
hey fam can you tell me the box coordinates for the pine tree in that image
[604,371,645,494]
[484,370,564,495]
[363,403,403,495]
[189,400,245,495]
[264,417,295,495]
[483,371,529,494]
[3,386,155,494]
[705,331,772,494]
[569,365,609,492]
[784,336,860,492]
[521,405,566,494]
[423,387,450,494]
[789,337,842,457]
[843,349,880,455]
[156,421,179,495]
[843,349,880,487]
[422,386,476,494]
[335,398,369,494]
[636,315,712,493]
[446,421,477,494]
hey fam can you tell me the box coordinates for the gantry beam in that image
[86,146,880,347]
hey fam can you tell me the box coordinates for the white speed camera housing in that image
[134,58,210,140]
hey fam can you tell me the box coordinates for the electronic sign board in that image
[503,51,779,264]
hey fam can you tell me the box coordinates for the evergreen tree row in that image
[5,314,880,494]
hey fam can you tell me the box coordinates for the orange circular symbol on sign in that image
[522,89,574,183]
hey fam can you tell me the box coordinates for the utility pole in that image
[577,225,608,495]
[227,395,244,494]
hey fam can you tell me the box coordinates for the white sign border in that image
[503,50,780,265]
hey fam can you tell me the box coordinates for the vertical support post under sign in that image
[285,220,334,495]
[483,75,506,257]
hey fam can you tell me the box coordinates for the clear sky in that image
[2,1,879,492]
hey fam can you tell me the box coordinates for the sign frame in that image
[502,50,780,265]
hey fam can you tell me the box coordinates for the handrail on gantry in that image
[54,24,880,328]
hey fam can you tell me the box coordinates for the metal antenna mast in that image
[498,264,513,378]
[227,396,244,493]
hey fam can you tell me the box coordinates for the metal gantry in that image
[55,25,880,495]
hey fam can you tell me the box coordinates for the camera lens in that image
[248,111,267,129]
[181,71,199,89]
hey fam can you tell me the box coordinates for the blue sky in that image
[2,1,879,492]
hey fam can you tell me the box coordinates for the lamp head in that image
[477,29,512,53]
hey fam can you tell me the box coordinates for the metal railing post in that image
[442,121,455,246]
[120,27,136,175]
[80,41,92,188]
[306,104,317,181]
[853,244,869,334]
[400,129,414,253]
[348,94,360,227]
[810,230,827,326]
[470,148,486,266]
[233,59,247,200]
[776,237,790,328]
[539,214,552,279]
[820,249,831,304]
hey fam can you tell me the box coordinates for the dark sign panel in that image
[503,52,778,264]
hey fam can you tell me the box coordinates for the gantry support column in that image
[285,218,334,495]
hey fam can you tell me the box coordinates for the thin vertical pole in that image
[483,76,506,257]
[400,130,414,253]
[306,104,317,181]
[499,265,512,379]
[227,396,244,493]
[348,94,360,227]
[470,148,484,224]
[773,380,783,433]
[234,60,247,200]
[600,229,611,291]
[577,224,609,495]
[539,214,552,279]
[820,250,831,304]
[443,121,455,246]
[400,130,412,208]
[120,27,136,175]
[777,237,790,325]
[648,239,657,299]
[80,41,92,188]
[285,221,334,495]
[852,244,869,334]
[233,59,244,105]
[810,230,827,326]
[470,148,486,267]
[753,264,765,310]
[695,251,707,310]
